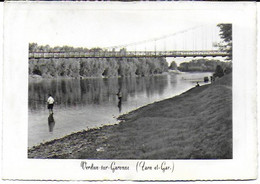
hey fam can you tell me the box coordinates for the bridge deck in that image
[29,50,230,59]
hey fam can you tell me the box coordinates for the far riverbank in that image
[28,73,232,159]
[29,72,170,82]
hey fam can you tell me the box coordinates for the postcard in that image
[2,1,257,181]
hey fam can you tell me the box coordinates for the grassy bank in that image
[28,73,232,159]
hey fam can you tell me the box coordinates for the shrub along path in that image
[28,73,232,159]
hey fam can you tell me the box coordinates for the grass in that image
[28,73,232,159]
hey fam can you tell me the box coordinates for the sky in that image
[14,2,231,64]
[24,3,223,51]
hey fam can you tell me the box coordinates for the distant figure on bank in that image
[196,82,200,87]
[210,76,213,83]
[48,113,55,133]
[116,88,122,113]
[47,94,55,114]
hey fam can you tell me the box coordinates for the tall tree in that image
[217,24,232,61]
[169,61,177,70]
[29,43,38,52]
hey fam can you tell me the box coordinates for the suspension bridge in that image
[29,25,232,59]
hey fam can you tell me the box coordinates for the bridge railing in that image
[29,50,231,58]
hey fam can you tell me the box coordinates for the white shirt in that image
[47,96,54,104]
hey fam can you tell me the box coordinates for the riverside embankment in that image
[28,73,232,159]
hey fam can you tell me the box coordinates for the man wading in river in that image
[47,94,55,114]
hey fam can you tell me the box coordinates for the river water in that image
[28,72,212,147]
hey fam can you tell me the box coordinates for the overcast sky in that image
[24,3,223,52]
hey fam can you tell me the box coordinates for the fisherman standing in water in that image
[47,94,55,114]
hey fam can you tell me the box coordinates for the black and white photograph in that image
[27,23,232,160]
[1,2,257,181]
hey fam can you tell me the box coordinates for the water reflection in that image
[48,114,55,133]
[29,73,212,147]
[29,75,168,111]
[117,88,123,113]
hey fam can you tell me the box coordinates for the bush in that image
[214,65,224,78]
[169,61,177,70]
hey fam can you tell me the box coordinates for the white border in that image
[2,2,257,181]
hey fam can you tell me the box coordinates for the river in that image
[28,72,212,147]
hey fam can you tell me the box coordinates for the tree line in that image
[169,59,232,73]
[29,43,168,78]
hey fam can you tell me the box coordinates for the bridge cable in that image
[103,25,204,51]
